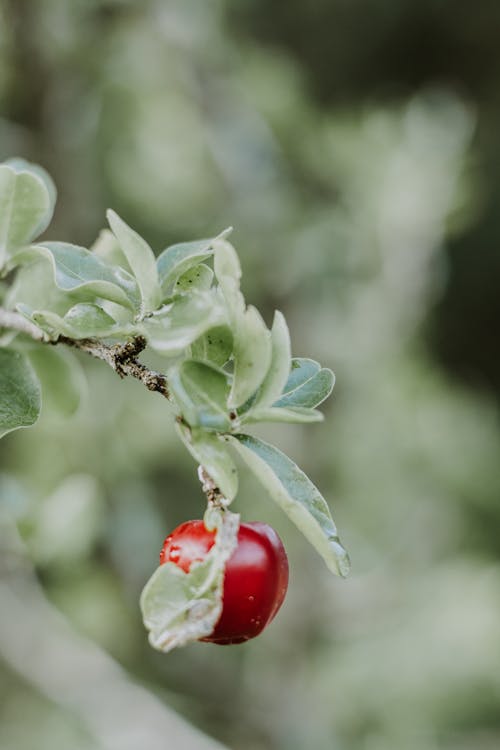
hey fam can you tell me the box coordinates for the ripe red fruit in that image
[160,520,289,644]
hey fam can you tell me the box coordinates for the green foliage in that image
[0,348,41,437]
[231,434,350,577]
[0,157,346,657]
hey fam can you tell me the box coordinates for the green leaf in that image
[176,422,238,501]
[5,158,57,220]
[141,290,225,355]
[63,303,119,337]
[228,305,272,409]
[230,434,350,577]
[0,164,52,268]
[107,210,161,313]
[169,360,232,432]
[0,348,41,437]
[275,358,335,409]
[19,303,125,340]
[28,346,85,418]
[15,242,140,309]
[174,263,214,293]
[213,237,241,283]
[242,406,324,425]
[90,228,132,272]
[141,509,240,652]
[157,239,214,297]
[252,310,291,409]
[190,325,233,368]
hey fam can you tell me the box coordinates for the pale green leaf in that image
[141,290,225,355]
[0,347,41,438]
[28,346,85,418]
[63,303,120,337]
[230,434,350,577]
[141,509,240,652]
[174,263,214,293]
[252,310,291,409]
[90,228,132,273]
[15,242,140,309]
[275,357,335,409]
[5,158,57,222]
[169,360,232,432]
[213,237,241,283]
[157,239,214,297]
[176,422,238,501]
[242,406,324,425]
[190,325,233,367]
[0,164,52,268]
[228,305,272,409]
[107,209,161,313]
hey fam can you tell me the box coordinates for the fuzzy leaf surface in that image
[231,434,350,577]
[157,239,214,297]
[107,210,161,313]
[0,348,41,438]
[169,360,232,432]
[0,164,52,268]
[274,358,335,409]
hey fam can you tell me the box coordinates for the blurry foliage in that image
[1,1,500,749]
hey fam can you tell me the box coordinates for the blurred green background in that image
[1,1,500,749]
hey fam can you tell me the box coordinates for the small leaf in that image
[28,346,85,417]
[15,242,140,309]
[190,325,233,367]
[157,239,214,297]
[169,360,232,432]
[275,358,335,409]
[213,237,241,283]
[20,303,125,340]
[142,291,225,355]
[175,263,214,293]
[228,305,272,409]
[242,406,324,425]
[176,422,238,501]
[5,158,57,223]
[107,210,161,313]
[91,228,132,272]
[63,303,120,337]
[230,434,350,577]
[141,509,240,653]
[252,310,291,409]
[0,164,52,268]
[0,347,41,438]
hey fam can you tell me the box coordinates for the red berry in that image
[160,519,289,644]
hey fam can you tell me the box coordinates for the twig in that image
[0,308,46,341]
[197,465,229,508]
[0,307,170,399]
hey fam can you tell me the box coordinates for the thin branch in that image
[0,307,170,399]
[0,308,47,341]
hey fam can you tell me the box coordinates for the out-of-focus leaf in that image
[169,360,232,432]
[0,163,52,268]
[5,158,57,222]
[14,242,140,309]
[274,357,335,409]
[230,433,350,577]
[175,263,214,293]
[28,346,85,418]
[29,475,103,564]
[252,310,291,409]
[107,209,161,313]
[141,508,240,653]
[0,347,41,438]
[176,422,238,501]
[213,238,244,325]
[190,325,233,367]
